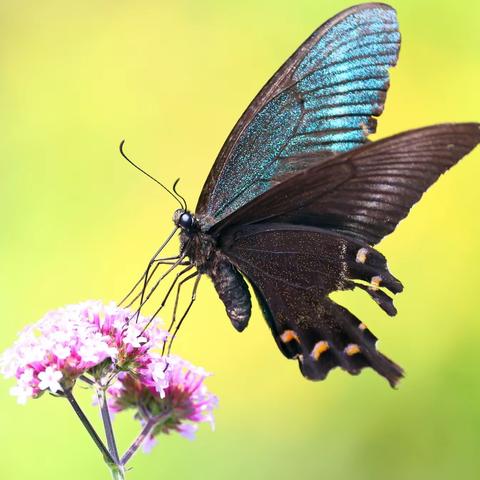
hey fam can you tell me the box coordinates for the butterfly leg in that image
[139,265,195,334]
[119,226,179,306]
[166,274,202,356]
[166,270,199,336]
[162,271,199,355]
[123,256,190,309]
[127,253,189,323]
[122,256,183,308]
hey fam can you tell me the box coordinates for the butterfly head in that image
[173,209,196,232]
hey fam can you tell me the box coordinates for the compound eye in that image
[179,213,193,229]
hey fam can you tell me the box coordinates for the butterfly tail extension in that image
[254,284,403,387]
[297,300,403,387]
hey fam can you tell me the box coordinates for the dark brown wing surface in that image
[221,223,404,386]
[212,123,480,245]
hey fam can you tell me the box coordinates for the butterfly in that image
[121,3,480,387]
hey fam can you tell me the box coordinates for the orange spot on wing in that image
[345,344,361,356]
[370,275,382,290]
[311,341,329,360]
[280,330,300,343]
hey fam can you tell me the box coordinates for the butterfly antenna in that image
[172,178,188,211]
[119,140,184,210]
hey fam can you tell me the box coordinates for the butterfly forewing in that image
[196,3,400,228]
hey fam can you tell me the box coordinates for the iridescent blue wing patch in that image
[196,3,400,228]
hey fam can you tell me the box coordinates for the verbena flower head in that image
[108,354,218,447]
[0,300,167,403]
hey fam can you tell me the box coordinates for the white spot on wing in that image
[356,247,368,264]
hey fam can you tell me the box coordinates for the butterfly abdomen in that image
[210,258,252,332]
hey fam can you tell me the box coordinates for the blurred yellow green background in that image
[1,0,480,478]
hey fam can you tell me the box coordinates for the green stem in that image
[64,389,115,466]
[109,464,126,480]
[97,388,120,465]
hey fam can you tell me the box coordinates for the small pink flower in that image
[10,371,34,405]
[124,324,148,349]
[177,423,198,440]
[53,344,71,360]
[141,433,158,453]
[149,357,170,397]
[38,366,63,393]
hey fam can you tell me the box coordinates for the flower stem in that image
[121,412,171,465]
[108,464,126,480]
[121,418,156,465]
[64,389,115,466]
[97,388,120,465]
[79,374,95,385]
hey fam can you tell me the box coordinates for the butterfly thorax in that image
[179,228,216,272]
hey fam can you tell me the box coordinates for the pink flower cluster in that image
[1,300,217,449]
[109,354,217,445]
[0,301,165,403]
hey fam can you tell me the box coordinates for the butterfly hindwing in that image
[196,3,400,228]
[221,223,404,386]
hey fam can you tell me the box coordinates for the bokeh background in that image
[1,1,480,479]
